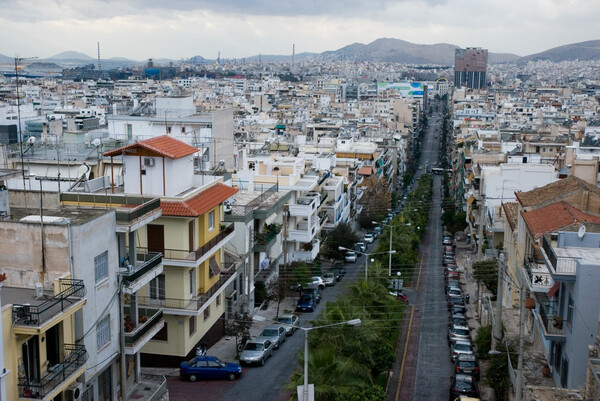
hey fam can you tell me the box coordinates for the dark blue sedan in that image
[180,356,242,382]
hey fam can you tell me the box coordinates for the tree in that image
[337,386,387,401]
[472,259,498,296]
[322,223,359,260]
[267,277,287,317]
[224,312,253,356]
[358,177,392,228]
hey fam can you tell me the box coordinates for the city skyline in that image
[0,0,599,61]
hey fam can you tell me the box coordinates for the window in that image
[95,251,108,283]
[167,126,172,134]
[216,293,221,307]
[153,322,168,342]
[560,357,569,387]
[208,256,220,278]
[567,295,573,327]
[189,316,196,337]
[97,314,111,349]
[204,305,210,321]
[208,211,215,231]
[150,275,166,300]
[189,269,195,296]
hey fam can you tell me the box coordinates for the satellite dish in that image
[92,138,102,147]
[578,225,586,238]
[27,136,36,145]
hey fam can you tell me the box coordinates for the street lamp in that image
[373,221,399,276]
[300,319,362,401]
[338,246,396,281]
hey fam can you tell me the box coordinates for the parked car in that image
[373,225,383,235]
[389,290,409,304]
[363,234,374,243]
[447,287,463,299]
[345,251,357,263]
[448,296,466,312]
[277,314,299,336]
[355,242,366,253]
[322,272,336,286]
[180,356,242,381]
[449,373,479,400]
[451,305,468,318]
[454,354,480,380]
[449,314,469,328]
[296,293,316,312]
[330,267,345,281]
[369,230,379,239]
[443,254,456,266]
[239,339,274,366]
[451,340,474,362]
[302,287,322,303]
[448,324,471,346]
[446,280,461,293]
[257,325,287,349]
[443,235,453,246]
[291,276,325,292]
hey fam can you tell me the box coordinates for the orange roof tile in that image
[161,183,238,217]
[502,202,519,231]
[515,177,600,208]
[522,201,600,237]
[103,135,199,159]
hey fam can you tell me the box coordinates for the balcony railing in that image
[537,301,566,341]
[542,236,578,277]
[137,262,236,311]
[141,223,234,262]
[124,307,164,346]
[254,231,277,252]
[18,344,87,399]
[524,255,553,291]
[60,193,161,223]
[229,184,278,216]
[120,251,162,284]
[12,279,86,327]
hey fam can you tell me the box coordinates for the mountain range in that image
[1,39,599,69]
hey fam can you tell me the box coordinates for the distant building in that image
[454,48,488,89]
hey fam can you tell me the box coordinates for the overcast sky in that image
[1,0,598,60]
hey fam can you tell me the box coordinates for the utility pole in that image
[493,253,505,349]
[516,281,525,401]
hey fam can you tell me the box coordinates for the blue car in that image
[180,356,242,382]
[296,293,316,312]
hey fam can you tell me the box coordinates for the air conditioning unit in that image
[143,157,155,167]
[67,383,83,401]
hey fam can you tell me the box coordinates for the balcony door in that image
[21,336,40,385]
[147,224,165,253]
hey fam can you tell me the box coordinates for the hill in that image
[518,40,600,63]
[321,38,520,65]
[49,51,94,60]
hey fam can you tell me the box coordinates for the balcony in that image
[288,196,319,217]
[136,262,237,315]
[541,236,578,281]
[524,255,553,292]
[253,230,277,253]
[287,221,318,243]
[143,223,234,266]
[126,374,167,401]
[120,251,163,294]
[123,306,164,355]
[17,344,87,400]
[535,297,566,342]
[60,193,162,232]
[12,279,86,334]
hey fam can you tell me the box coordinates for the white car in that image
[277,314,299,336]
[345,251,357,263]
[363,234,374,243]
[322,272,336,286]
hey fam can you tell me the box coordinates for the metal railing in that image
[18,344,87,398]
[120,251,162,284]
[538,302,565,337]
[142,374,168,401]
[542,236,557,270]
[124,307,164,346]
[229,184,278,215]
[524,255,552,289]
[254,231,276,246]
[13,279,86,327]
[60,193,161,223]
[137,262,236,311]
[139,223,234,262]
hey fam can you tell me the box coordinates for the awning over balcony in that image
[547,282,559,298]
[357,166,373,176]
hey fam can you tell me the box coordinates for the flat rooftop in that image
[1,286,56,307]
[7,206,109,225]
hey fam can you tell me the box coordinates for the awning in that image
[467,195,475,205]
[547,282,560,298]
[209,256,220,277]
[357,166,374,176]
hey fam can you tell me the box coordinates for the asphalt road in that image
[220,245,376,401]
[411,102,454,400]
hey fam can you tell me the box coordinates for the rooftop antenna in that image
[292,43,295,68]
[97,42,102,70]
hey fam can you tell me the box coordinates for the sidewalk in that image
[143,297,297,377]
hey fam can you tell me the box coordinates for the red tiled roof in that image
[103,135,199,159]
[161,183,238,217]
[515,177,600,208]
[521,201,600,237]
[502,202,519,231]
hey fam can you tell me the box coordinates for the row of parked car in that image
[295,264,346,312]
[442,233,480,401]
